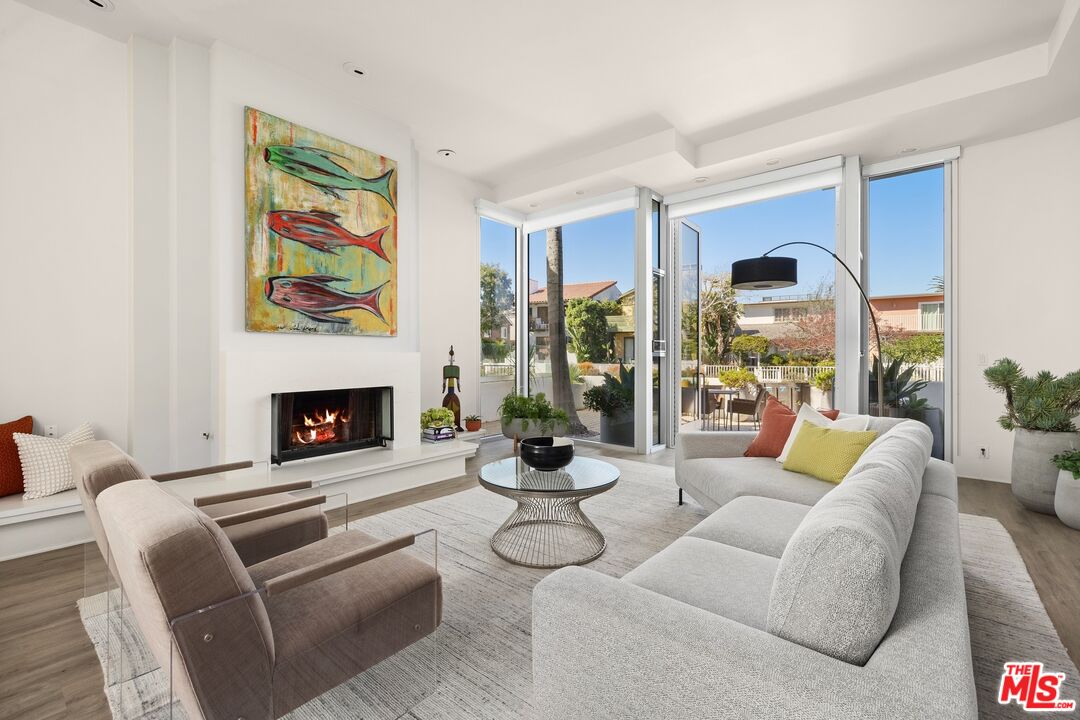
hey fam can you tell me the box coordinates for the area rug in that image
[79,457,1078,719]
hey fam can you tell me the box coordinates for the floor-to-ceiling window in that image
[866,164,949,459]
[479,217,517,432]
[527,210,637,446]
[678,188,838,429]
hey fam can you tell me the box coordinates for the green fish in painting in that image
[263,145,395,208]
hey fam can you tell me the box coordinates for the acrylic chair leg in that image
[678,488,684,506]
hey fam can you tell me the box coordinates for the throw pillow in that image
[0,415,33,497]
[744,397,840,458]
[776,404,869,464]
[782,423,879,483]
[14,423,95,499]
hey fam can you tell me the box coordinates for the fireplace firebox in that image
[271,386,393,464]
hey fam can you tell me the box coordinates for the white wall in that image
[956,116,1080,482]
[418,161,490,417]
[0,0,130,445]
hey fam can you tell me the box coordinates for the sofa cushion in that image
[0,415,33,497]
[679,456,834,512]
[776,405,868,464]
[782,423,878,483]
[685,496,810,558]
[744,397,839,458]
[623,536,778,629]
[766,421,932,664]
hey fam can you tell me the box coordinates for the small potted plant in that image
[812,367,836,409]
[420,407,456,442]
[1052,449,1080,530]
[984,359,1080,514]
[498,392,569,442]
[464,414,483,433]
[582,363,635,446]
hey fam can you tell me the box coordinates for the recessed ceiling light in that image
[693,177,709,183]
[575,190,585,195]
[765,158,781,166]
[435,148,455,158]
[900,147,919,154]
[85,0,115,10]
[529,203,540,208]
[342,62,365,77]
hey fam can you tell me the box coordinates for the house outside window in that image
[919,301,944,331]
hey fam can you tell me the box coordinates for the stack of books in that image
[422,426,456,443]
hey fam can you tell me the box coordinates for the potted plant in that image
[984,358,1080,514]
[498,392,569,442]
[463,414,483,433]
[1052,450,1080,529]
[812,367,835,409]
[582,363,635,446]
[717,367,758,398]
[420,407,456,441]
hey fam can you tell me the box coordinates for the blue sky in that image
[481,165,944,300]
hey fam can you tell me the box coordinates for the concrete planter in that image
[501,418,567,442]
[599,410,634,447]
[1011,429,1079,514]
[1055,469,1080,530]
[572,383,586,411]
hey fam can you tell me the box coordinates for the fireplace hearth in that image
[271,386,393,464]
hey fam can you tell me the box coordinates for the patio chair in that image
[96,479,440,720]
[728,384,767,429]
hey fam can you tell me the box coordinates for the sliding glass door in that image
[479,217,517,433]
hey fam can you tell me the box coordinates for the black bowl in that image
[519,437,575,471]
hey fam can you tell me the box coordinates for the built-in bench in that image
[0,440,477,562]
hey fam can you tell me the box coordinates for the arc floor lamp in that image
[730,242,885,416]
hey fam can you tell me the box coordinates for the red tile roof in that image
[528,280,617,305]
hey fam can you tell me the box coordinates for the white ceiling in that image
[21,0,1080,210]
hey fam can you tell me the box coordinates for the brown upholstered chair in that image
[728,384,767,429]
[71,440,328,568]
[97,479,440,720]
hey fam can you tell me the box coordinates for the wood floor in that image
[0,438,1076,720]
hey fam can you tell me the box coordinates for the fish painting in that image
[265,275,389,325]
[264,145,395,208]
[245,107,397,337]
[267,210,390,261]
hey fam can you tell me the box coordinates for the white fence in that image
[699,362,945,383]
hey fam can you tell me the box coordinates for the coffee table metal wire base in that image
[487,492,607,568]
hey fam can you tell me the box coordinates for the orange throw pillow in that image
[744,398,838,458]
[1,415,33,497]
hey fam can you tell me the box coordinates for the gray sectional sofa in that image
[532,417,977,719]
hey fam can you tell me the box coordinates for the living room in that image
[1,1,1079,718]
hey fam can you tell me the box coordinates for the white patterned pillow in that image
[14,423,95,499]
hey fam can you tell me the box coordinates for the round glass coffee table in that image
[478,456,619,569]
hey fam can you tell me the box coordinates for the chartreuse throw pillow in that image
[782,422,878,484]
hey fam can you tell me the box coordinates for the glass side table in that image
[478,456,619,569]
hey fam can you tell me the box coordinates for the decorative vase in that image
[465,419,482,432]
[1011,429,1079,514]
[1054,469,1080,530]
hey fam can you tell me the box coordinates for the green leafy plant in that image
[464,414,481,422]
[568,363,584,385]
[984,358,1080,432]
[481,338,511,362]
[882,333,944,364]
[730,335,769,360]
[1052,449,1080,479]
[420,407,455,430]
[497,391,569,433]
[565,298,620,362]
[869,357,929,409]
[582,363,635,418]
[717,367,759,393]
[813,367,836,392]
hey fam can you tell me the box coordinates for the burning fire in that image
[294,408,350,445]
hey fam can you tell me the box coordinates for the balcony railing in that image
[698,362,945,383]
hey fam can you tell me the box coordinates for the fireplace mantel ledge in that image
[270,439,477,490]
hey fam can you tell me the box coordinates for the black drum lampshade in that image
[730,256,798,290]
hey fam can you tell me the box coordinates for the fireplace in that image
[271,386,393,464]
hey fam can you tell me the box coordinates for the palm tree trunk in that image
[545,227,586,434]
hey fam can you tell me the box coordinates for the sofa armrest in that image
[532,567,971,720]
[675,429,756,463]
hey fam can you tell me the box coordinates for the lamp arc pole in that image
[758,241,885,417]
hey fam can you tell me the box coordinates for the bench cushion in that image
[685,496,811,558]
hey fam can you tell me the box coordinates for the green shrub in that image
[582,363,635,417]
[717,367,759,392]
[813,368,836,392]
[984,358,1080,432]
[481,338,511,362]
[731,335,769,359]
[882,334,944,364]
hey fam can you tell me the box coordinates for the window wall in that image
[866,165,948,459]
[527,210,637,446]
[479,217,517,428]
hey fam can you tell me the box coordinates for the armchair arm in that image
[675,429,756,463]
[212,495,325,528]
[263,532,418,597]
[193,480,314,507]
[151,460,254,482]
[532,567,969,720]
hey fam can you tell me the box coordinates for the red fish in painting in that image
[264,275,388,325]
[266,210,390,262]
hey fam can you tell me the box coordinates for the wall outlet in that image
[979,447,989,459]
[45,424,57,438]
